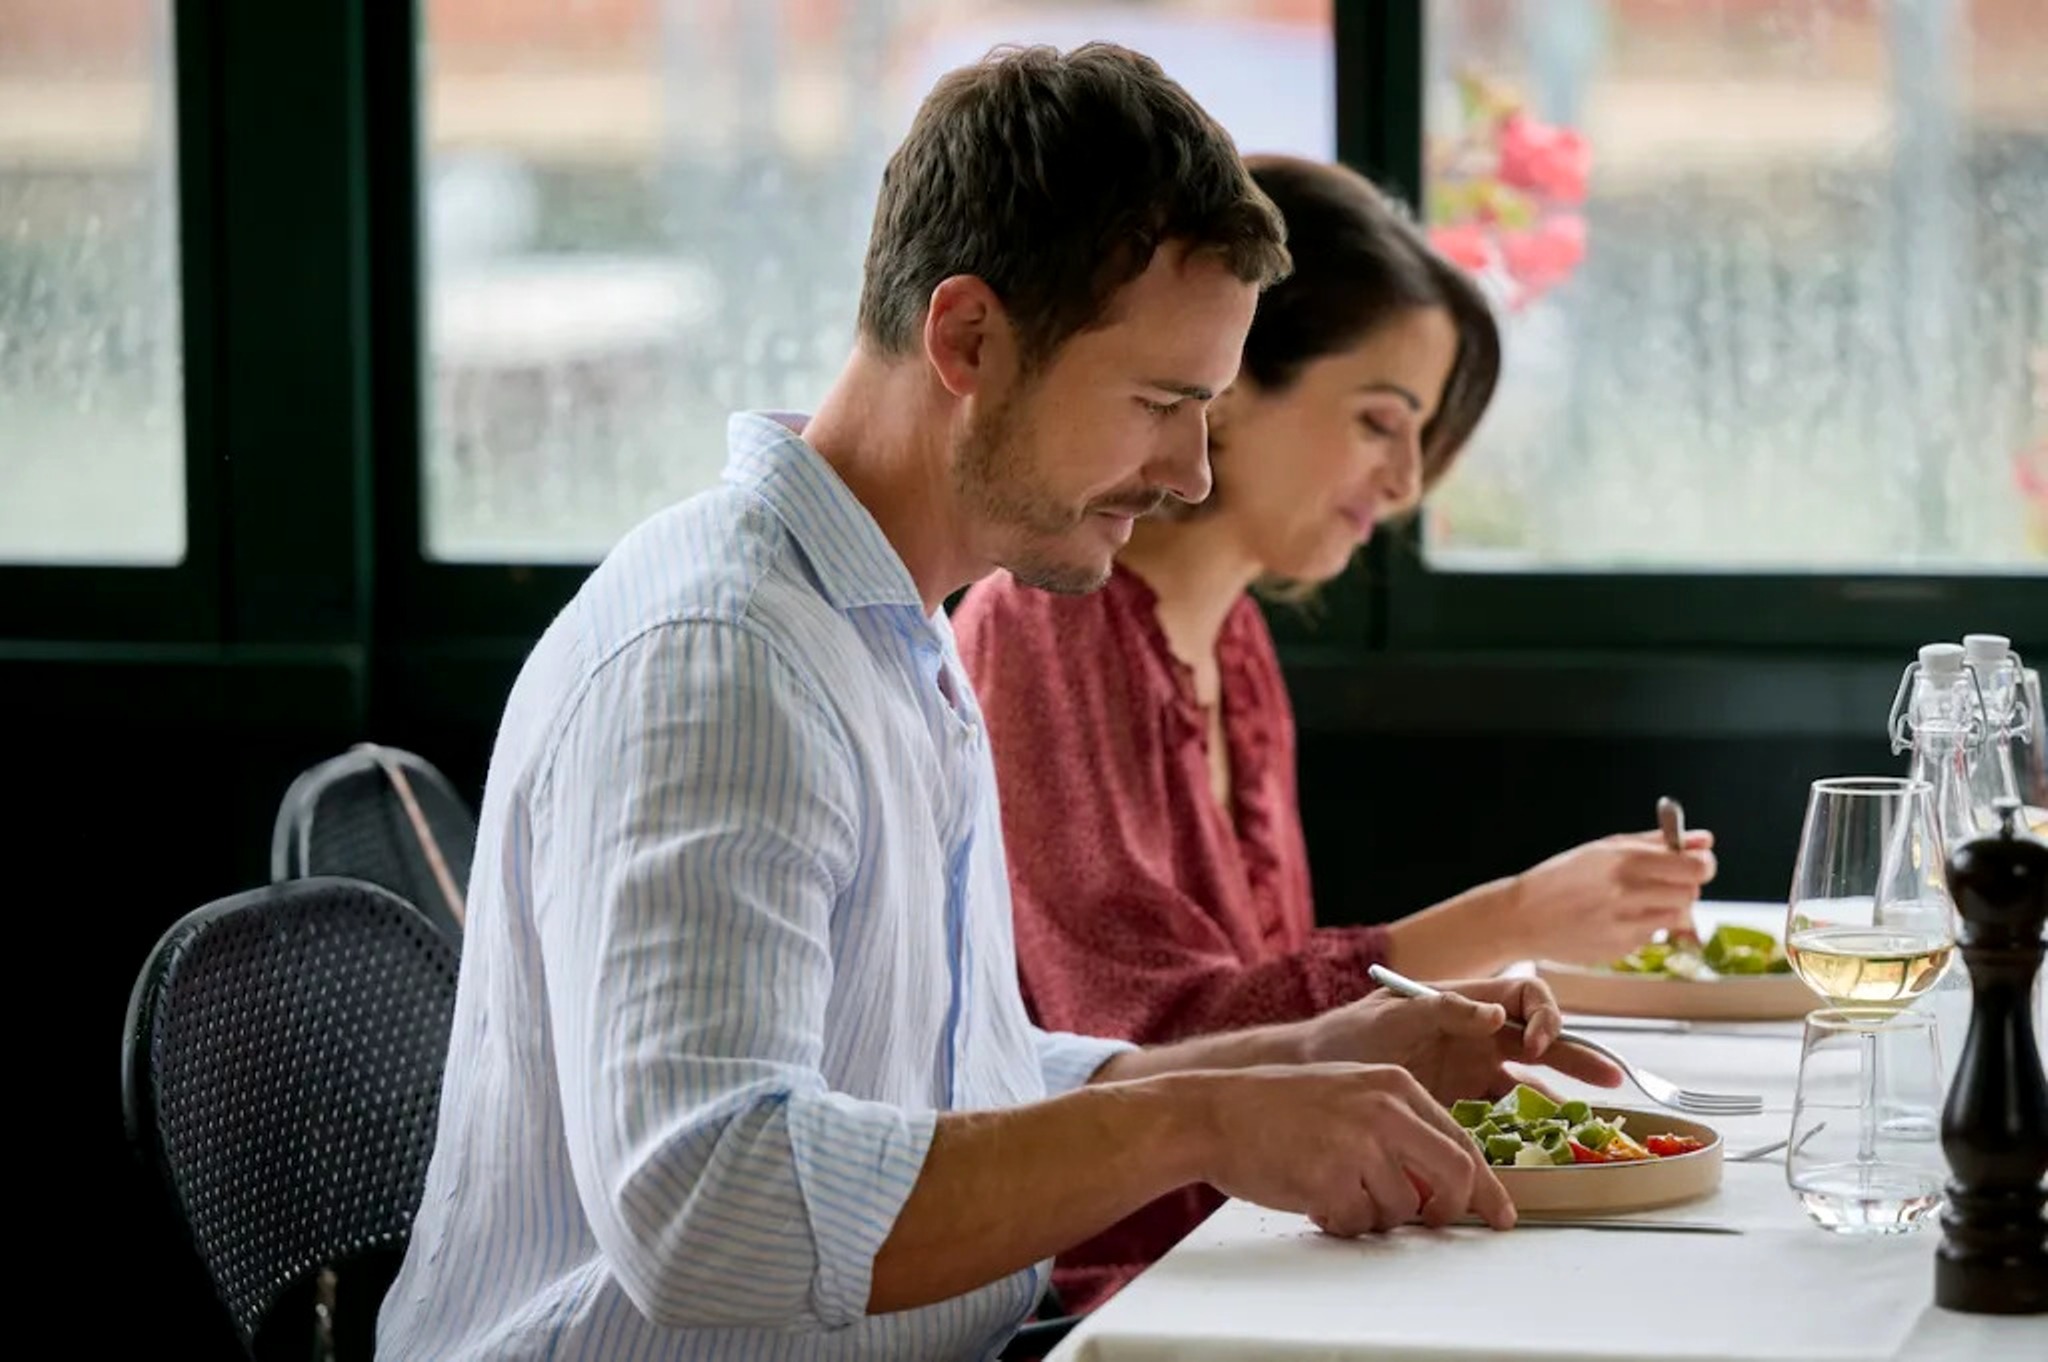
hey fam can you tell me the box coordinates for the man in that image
[380,43,1616,1361]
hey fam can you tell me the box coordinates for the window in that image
[1422,0,2047,574]
[0,0,184,565]
[421,0,1333,563]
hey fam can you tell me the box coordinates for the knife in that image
[1560,1017,1801,1039]
[1487,1217,1742,1235]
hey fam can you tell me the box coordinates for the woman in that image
[954,156,1716,1311]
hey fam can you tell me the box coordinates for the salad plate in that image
[1536,922,1814,1022]
[1455,1085,1724,1215]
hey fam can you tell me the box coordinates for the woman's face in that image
[1209,305,1460,586]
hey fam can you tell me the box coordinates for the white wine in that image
[1786,926,1953,1007]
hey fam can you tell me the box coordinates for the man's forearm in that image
[868,1073,1216,1314]
[1086,1019,1313,1085]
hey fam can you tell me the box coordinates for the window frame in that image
[359,0,588,647]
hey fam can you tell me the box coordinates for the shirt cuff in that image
[786,1089,940,1328]
[1034,1028,1137,1096]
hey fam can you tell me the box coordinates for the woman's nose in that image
[1380,428,1424,508]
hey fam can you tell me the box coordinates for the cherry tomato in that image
[1645,1134,1706,1158]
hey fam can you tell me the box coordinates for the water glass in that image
[1788,1006,1946,1234]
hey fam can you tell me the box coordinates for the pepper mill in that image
[1935,798,2048,1314]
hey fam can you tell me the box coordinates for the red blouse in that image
[954,564,1390,1313]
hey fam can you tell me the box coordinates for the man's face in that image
[954,242,1259,594]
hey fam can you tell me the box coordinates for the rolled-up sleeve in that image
[531,620,934,1331]
[1033,1027,1134,1096]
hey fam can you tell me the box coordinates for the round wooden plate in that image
[1495,1107,1723,1215]
[1535,960,1817,1021]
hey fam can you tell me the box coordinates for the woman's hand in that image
[1507,829,1717,966]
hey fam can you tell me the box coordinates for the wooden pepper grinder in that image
[1936,798,2048,1314]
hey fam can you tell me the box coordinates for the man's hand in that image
[1297,976,1624,1102]
[1193,1062,1517,1234]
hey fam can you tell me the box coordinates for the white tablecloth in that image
[1048,906,2047,1361]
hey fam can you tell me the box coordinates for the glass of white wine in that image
[1785,777,1955,1011]
[1782,776,1957,1230]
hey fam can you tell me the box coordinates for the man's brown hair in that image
[858,43,1291,369]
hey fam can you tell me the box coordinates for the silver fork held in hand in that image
[1365,964,1764,1117]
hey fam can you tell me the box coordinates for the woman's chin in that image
[1266,542,1359,589]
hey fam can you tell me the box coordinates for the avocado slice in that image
[1495,1083,1561,1122]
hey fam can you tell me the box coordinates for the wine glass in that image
[1783,776,1957,1199]
[1785,777,1955,1011]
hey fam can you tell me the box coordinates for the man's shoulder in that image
[590,486,777,628]
[502,488,852,743]
[568,485,852,656]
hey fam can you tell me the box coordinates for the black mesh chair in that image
[121,878,458,1361]
[271,744,475,938]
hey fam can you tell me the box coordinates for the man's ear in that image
[923,274,1013,398]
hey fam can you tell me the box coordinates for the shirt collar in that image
[723,411,925,613]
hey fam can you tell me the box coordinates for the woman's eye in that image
[1360,413,1401,438]
[1140,398,1182,418]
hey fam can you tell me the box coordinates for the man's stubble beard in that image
[953,388,1117,597]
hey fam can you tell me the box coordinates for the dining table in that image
[1046,904,2048,1361]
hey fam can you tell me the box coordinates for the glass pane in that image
[1424,0,2048,573]
[423,0,1333,563]
[0,0,185,565]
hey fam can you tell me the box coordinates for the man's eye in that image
[1140,398,1182,418]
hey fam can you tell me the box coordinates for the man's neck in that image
[802,350,984,616]
[1118,516,1261,669]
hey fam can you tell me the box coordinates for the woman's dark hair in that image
[1231,154,1500,490]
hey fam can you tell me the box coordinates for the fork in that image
[1366,964,1765,1117]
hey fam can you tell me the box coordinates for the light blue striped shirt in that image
[379,413,1130,1361]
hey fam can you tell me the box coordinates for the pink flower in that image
[1429,222,1493,274]
[2017,442,2047,501]
[1496,113,1591,204]
[1500,214,1587,298]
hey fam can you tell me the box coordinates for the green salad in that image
[1610,922,1789,979]
[1451,1084,1685,1167]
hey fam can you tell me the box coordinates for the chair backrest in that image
[121,878,459,1359]
[271,745,476,937]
